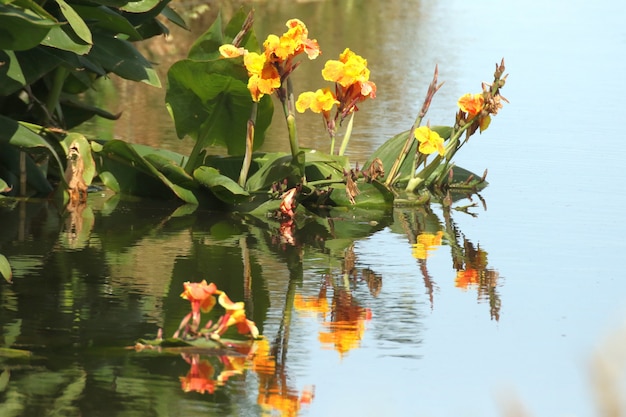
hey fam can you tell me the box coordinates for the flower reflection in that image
[295,269,373,359]
[179,354,217,394]
[411,230,444,260]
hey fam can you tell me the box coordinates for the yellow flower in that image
[457,93,485,118]
[322,48,370,87]
[219,44,246,58]
[295,89,338,114]
[411,231,443,260]
[414,126,445,156]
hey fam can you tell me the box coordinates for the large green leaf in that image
[193,166,250,204]
[55,0,92,45]
[0,48,62,95]
[0,4,58,51]
[41,23,92,55]
[88,33,160,86]
[165,58,272,156]
[94,139,197,203]
[71,5,142,41]
[120,0,160,13]
[244,152,299,192]
[0,115,65,186]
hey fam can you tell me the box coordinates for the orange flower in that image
[457,93,485,118]
[296,88,338,114]
[216,293,260,338]
[180,280,219,323]
[243,52,281,102]
[414,126,445,156]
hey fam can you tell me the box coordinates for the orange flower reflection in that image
[411,231,444,259]
[455,268,480,290]
[295,285,371,358]
[180,354,216,394]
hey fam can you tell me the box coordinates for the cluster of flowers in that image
[175,280,259,340]
[219,18,320,102]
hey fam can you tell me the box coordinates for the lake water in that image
[2,0,626,416]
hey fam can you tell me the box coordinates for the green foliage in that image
[0,0,183,197]
[165,9,274,168]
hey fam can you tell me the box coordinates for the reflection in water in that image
[0,187,499,415]
[398,199,502,320]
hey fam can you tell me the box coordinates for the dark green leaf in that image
[193,166,250,204]
[0,4,58,51]
[0,48,62,95]
[244,152,299,192]
[88,33,160,86]
[161,5,188,31]
[95,140,198,203]
[71,5,142,41]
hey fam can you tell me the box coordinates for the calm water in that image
[3,0,626,416]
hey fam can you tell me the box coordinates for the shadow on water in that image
[0,188,499,416]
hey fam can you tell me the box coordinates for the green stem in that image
[239,103,257,187]
[46,66,68,125]
[338,112,355,156]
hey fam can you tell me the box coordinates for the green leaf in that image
[244,152,299,192]
[193,166,250,204]
[0,254,12,283]
[41,24,92,55]
[165,58,272,156]
[88,33,160,86]
[326,180,394,207]
[0,48,62,95]
[54,0,92,44]
[0,116,65,186]
[120,0,160,13]
[0,4,58,50]
[161,5,188,31]
[71,5,142,41]
[95,140,198,203]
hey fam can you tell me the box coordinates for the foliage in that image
[0,0,185,198]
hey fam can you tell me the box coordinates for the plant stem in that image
[239,103,257,187]
[46,66,68,125]
[338,112,355,156]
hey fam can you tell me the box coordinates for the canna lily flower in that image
[414,126,445,156]
[219,44,246,58]
[457,93,485,118]
[180,280,219,326]
[216,293,260,338]
[295,88,338,114]
[244,52,281,102]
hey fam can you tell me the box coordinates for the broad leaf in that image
[71,5,142,41]
[166,58,272,156]
[55,0,92,45]
[193,166,250,204]
[0,48,62,95]
[161,5,188,31]
[0,4,58,51]
[88,33,160,86]
[120,0,160,13]
[244,152,299,192]
[41,24,92,55]
[94,139,198,203]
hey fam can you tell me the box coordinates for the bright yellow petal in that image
[219,44,245,58]
[296,91,315,113]
[244,52,266,75]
